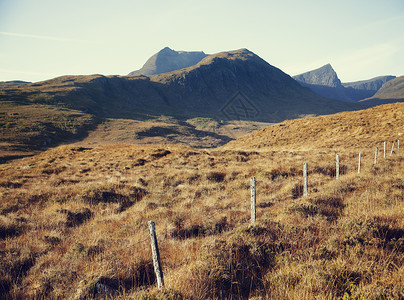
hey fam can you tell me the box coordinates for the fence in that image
[144,140,401,288]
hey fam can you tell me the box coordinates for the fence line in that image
[126,139,401,287]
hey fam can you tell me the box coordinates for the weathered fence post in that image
[390,142,395,156]
[250,177,256,224]
[358,152,361,174]
[336,154,340,179]
[398,140,400,155]
[374,147,378,165]
[303,162,308,197]
[148,221,164,289]
[384,141,386,158]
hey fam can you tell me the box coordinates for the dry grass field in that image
[0,103,403,299]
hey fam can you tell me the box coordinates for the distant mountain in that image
[0,49,358,123]
[128,47,208,76]
[342,75,396,100]
[360,76,404,105]
[293,65,395,102]
[293,64,341,88]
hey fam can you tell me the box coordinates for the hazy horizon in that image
[1,0,403,83]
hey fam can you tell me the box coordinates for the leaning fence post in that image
[384,142,386,158]
[148,221,164,289]
[390,142,395,156]
[374,147,378,165]
[358,152,361,174]
[250,177,256,224]
[303,163,308,197]
[336,154,340,179]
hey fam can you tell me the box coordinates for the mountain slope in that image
[223,102,404,151]
[128,47,208,76]
[1,49,358,123]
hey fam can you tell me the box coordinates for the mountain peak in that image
[293,64,341,88]
[128,47,208,76]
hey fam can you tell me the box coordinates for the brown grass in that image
[0,103,403,299]
[223,102,404,151]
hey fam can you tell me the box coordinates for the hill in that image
[128,47,208,76]
[293,65,396,102]
[0,81,30,88]
[223,102,404,151]
[0,102,402,299]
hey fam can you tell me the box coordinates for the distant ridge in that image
[128,47,208,76]
[361,75,404,105]
[293,65,395,102]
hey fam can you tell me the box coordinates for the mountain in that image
[360,76,404,105]
[223,102,404,151]
[293,64,341,87]
[1,49,357,123]
[342,75,396,100]
[128,47,208,76]
[293,64,350,101]
[293,65,395,102]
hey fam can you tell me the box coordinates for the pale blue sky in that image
[1,0,403,82]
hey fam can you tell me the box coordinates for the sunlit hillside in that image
[223,102,403,151]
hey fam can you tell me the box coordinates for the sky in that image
[0,0,403,83]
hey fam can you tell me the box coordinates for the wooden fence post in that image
[384,141,386,158]
[358,152,361,174]
[250,177,256,224]
[303,163,308,197]
[374,147,378,165]
[336,154,340,179]
[390,142,395,156]
[148,221,164,289]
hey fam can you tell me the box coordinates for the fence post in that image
[384,141,386,158]
[148,221,164,289]
[374,147,378,165]
[358,152,361,174]
[390,142,395,156]
[250,177,256,224]
[336,154,340,179]
[303,162,308,197]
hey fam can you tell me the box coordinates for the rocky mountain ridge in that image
[293,64,396,102]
